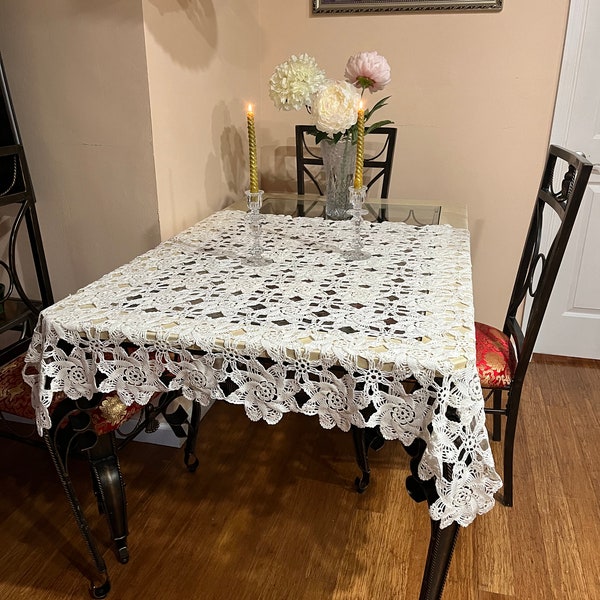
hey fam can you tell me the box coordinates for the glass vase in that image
[320,136,356,221]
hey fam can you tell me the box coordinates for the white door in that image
[532,0,600,359]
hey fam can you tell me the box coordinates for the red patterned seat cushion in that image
[475,322,517,389]
[0,354,144,435]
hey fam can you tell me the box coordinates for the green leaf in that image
[365,96,391,123]
[365,119,393,134]
[314,130,330,144]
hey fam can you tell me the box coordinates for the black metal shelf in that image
[0,53,53,362]
[0,297,41,334]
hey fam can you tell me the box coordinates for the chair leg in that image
[87,432,130,563]
[492,389,503,441]
[351,425,371,492]
[500,409,518,507]
[43,430,111,598]
[184,402,202,472]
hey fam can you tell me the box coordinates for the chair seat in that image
[475,322,517,389]
[0,354,144,435]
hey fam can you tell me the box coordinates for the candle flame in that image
[247,103,253,115]
[359,100,364,110]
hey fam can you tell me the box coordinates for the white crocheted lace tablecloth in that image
[24,209,501,527]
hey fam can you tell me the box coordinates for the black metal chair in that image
[0,54,195,597]
[350,145,593,511]
[295,124,396,219]
[474,144,593,507]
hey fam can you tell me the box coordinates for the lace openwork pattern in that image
[24,210,501,527]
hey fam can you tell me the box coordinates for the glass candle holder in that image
[245,190,272,265]
[344,185,370,261]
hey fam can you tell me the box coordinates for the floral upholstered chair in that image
[474,145,593,507]
[1,355,150,563]
[0,54,189,573]
[348,146,592,511]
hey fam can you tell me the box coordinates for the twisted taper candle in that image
[353,102,365,189]
[247,104,259,193]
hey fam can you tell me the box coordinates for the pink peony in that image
[344,51,391,93]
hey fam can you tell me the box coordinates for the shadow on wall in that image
[200,101,246,211]
[217,128,299,202]
[260,141,298,194]
[144,0,217,68]
[220,125,246,202]
[67,0,219,69]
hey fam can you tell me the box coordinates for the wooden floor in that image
[0,354,599,600]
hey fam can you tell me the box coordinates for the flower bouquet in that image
[269,51,393,218]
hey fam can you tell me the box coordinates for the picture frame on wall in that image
[312,0,503,13]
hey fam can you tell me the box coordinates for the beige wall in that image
[0,1,570,328]
[0,0,160,301]
[0,0,261,297]
[257,1,570,326]
[142,0,261,240]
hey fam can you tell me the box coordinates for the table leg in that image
[352,430,461,599]
[43,429,111,598]
[418,519,460,600]
[406,439,460,600]
[351,425,385,492]
[88,433,129,564]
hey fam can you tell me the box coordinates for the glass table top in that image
[228,193,467,228]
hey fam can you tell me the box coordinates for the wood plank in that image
[1,356,599,599]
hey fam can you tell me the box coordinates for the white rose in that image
[312,80,360,135]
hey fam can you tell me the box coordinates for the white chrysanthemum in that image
[269,54,326,111]
[312,80,360,135]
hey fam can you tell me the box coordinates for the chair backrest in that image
[295,125,396,198]
[0,54,54,366]
[504,144,593,387]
